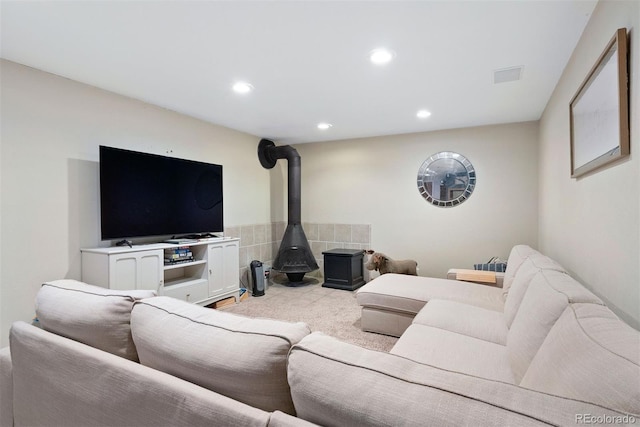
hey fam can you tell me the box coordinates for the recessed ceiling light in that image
[416,110,432,119]
[232,81,253,94]
[317,123,333,130]
[369,48,395,65]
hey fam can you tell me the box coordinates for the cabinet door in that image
[222,241,240,293]
[110,254,138,290]
[208,244,224,297]
[162,279,208,303]
[109,250,163,291]
[137,250,163,291]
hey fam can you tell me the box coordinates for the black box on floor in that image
[322,248,366,291]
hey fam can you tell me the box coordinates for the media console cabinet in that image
[81,238,240,306]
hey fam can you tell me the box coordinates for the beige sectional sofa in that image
[1,245,639,426]
[355,245,640,422]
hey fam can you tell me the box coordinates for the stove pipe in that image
[258,139,318,282]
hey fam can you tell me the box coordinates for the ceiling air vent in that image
[493,66,523,84]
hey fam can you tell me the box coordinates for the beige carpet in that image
[220,275,398,352]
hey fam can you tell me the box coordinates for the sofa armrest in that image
[447,268,504,288]
[0,346,13,427]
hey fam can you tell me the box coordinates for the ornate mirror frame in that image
[417,151,476,207]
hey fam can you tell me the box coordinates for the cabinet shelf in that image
[163,259,207,270]
[164,277,208,288]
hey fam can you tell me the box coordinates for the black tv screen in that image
[100,146,223,240]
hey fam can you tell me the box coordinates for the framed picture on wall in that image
[570,27,629,178]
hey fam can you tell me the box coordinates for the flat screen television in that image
[100,146,223,240]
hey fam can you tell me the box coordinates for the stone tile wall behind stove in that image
[225,223,372,288]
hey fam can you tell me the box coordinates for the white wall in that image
[539,0,639,328]
[293,122,539,278]
[0,60,272,347]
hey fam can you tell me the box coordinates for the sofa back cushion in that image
[130,296,310,415]
[501,245,539,297]
[506,271,602,383]
[35,279,155,361]
[9,321,272,427]
[503,254,566,327]
[521,304,640,415]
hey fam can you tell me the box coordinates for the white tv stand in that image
[81,237,240,306]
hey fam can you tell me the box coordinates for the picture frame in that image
[570,28,629,178]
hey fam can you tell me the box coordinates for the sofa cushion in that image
[357,273,505,316]
[412,299,508,345]
[9,321,271,427]
[501,244,539,297]
[503,254,567,328]
[130,296,310,415]
[287,332,625,426]
[267,411,319,427]
[521,304,640,415]
[360,306,416,337]
[390,324,515,383]
[0,347,12,427]
[506,270,602,383]
[35,279,155,361]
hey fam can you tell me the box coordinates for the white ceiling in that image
[1,0,597,144]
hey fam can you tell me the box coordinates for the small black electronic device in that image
[115,239,133,248]
[250,260,265,297]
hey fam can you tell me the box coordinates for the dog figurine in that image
[365,251,418,276]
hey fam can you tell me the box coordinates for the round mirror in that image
[417,151,476,207]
